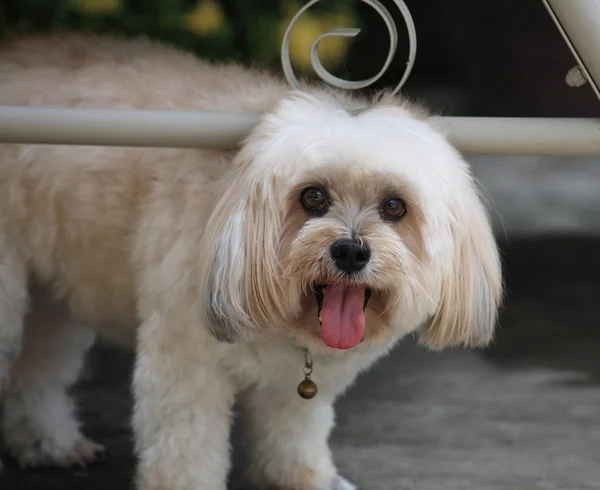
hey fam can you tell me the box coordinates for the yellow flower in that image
[184,0,225,36]
[279,8,356,71]
[71,0,121,14]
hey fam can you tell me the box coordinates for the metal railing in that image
[0,0,598,157]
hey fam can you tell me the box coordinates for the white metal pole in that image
[0,106,599,156]
[433,116,600,157]
[543,0,600,100]
[0,106,260,149]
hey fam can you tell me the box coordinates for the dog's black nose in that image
[330,239,371,273]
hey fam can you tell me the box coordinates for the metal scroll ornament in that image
[280,0,417,95]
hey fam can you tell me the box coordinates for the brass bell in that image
[297,378,318,399]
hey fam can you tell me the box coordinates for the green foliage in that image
[0,0,359,71]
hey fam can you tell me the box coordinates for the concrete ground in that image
[1,234,599,490]
[470,155,600,236]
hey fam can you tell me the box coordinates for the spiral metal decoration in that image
[281,0,417,95]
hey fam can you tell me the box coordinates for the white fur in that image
[0,34,502,490]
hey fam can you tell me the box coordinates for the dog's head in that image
[199,92,502,352]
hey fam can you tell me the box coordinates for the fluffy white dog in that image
[0,34,502,490]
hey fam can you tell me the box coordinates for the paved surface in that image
[1,235,600,490]
[470,155,600,236]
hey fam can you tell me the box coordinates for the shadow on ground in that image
[1,236,599,490]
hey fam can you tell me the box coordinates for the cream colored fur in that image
[0,34,503,490]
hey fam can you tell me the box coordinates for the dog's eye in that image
[300,186,329,216]
[380,197,407,221]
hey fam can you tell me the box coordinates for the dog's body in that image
[0,34,502,490]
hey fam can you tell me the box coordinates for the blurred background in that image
[0,1,599,489]
[2,0,600,234]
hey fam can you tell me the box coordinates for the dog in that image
[0,33,502,490]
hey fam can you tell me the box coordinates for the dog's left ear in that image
[198,164,289,343]
[419,178,503,350]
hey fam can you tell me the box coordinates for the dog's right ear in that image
[198,162,290,343]
[199,92,336,343]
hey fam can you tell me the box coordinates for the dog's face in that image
[279,166,428,351]
[200,92,502,353]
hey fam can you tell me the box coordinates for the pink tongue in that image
[320,284,366,350]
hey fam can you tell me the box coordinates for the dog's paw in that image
[7,435,106,469]
[70,438,108,467]
[321,475,358,490]
[259,474,358,490]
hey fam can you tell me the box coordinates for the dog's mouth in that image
[314,283,372,350]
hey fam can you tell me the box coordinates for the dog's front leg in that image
[241,384,357,490]
[133,313,235,490]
